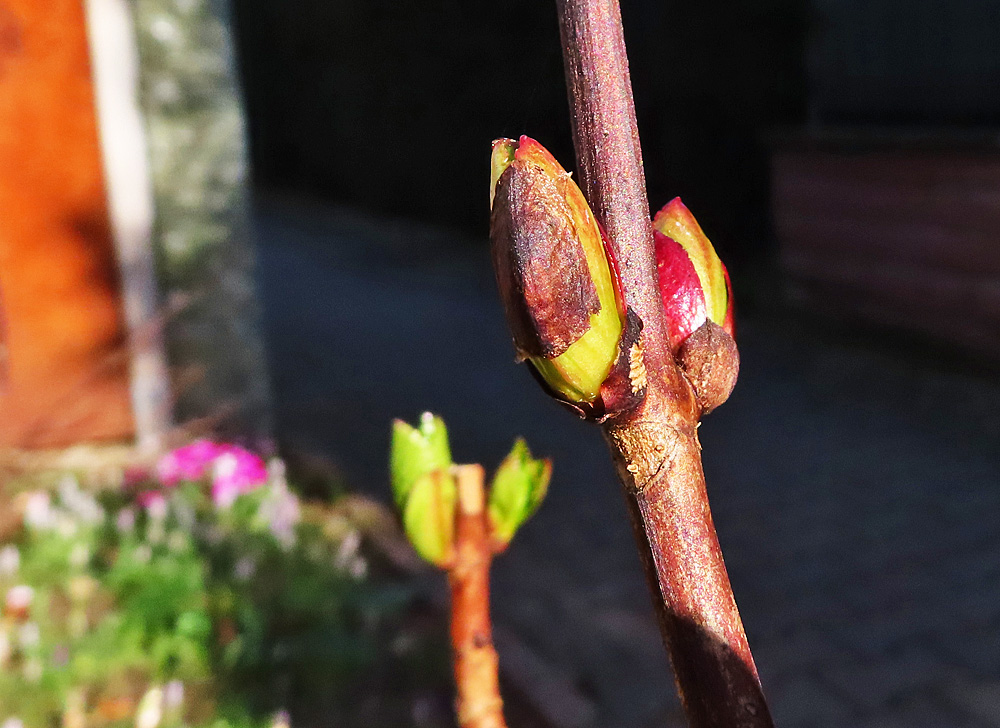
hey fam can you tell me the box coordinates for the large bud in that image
[489,136,644,421]
[653,198,738,413]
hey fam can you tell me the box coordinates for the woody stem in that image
[448,464,507,728]
[555,0,773,724]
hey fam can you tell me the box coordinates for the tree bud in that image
[390,414,457,566]
[653,197,735,350]
[489,136,644,420]
[653,198,738,412]
[487,438,551,548]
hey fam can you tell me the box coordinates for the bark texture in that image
[555,0,772,724]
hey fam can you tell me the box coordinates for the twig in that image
[449,464,507,728]
[554,1,773,724]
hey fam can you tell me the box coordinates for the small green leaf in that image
[487,438,551,546]
[402,470,457,567]
[390,413,453,508]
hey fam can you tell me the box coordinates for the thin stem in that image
[448,464,507,728]
[555,0,773,724]
[554,0,667,372]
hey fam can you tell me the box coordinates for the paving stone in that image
[862,692,980,728]
[946,681,1000,727]
[828,613,934,659]
[754,628,857,682]
[936,625,1000,676]
[822,648,953,711]
[256,199,1000,727]
[767,675,856,727]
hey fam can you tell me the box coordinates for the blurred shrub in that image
[0,443,449,728]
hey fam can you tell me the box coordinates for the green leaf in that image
[487,438,551,546]
[401,471,457,567]
[390,413,453,508]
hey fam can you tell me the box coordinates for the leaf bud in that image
[489,136,644,420]
[390,413,457,566]
[653,198,738,412]
[486,438,551,548]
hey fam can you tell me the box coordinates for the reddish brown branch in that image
[448,464,507,728]
[555,0,772,724]
[555,0,668,372]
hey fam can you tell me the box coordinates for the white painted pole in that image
[83,0,171,454]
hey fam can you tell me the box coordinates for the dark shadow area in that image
[232,0,810,280]
[253,193,1000,726]
[234,1,1000,725]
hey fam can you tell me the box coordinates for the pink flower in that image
[137,491,167,510]
[210,445,268,507]
[156,440,225,486]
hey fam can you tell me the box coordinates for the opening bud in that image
[487,438,551,549]
[390,414,457,566]
[653,198,735,352]
[489,136,643,420]
[653,199,738,412]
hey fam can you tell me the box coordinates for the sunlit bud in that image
[490,136,643,419]
[390,413,453,508]
[653,198,738,412]
[400,471,457,567]
[390,414,457,567]
[653,198,735,351]
[487,438,551,548]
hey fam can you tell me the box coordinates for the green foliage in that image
[487,439,551,546]
[0,461,436,728]
[400,472,457,567]
[390,413,453,508]
[391,414,458,567]
[390,414,551,563]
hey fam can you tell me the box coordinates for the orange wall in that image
[0,0,134,448]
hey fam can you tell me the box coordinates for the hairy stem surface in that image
[555,0,772,724]
[449,464,507,728]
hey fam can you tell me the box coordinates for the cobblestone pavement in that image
[255,195,1000,728]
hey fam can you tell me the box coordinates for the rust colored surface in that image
[556,0,771,724]
[448,465,507,728]
[555,0,669,375]
[0,0,133,448]
[490,156,599,360]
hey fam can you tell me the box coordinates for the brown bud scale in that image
[490,158,599,359]
[676,320,739,415]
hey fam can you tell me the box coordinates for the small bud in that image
[401,470,457,567]
[653,198,735,351]
[390,413,453,508]
[489,136,643,419]
[653,199,738,412]
[676,320,739,414]
[487,438,551,548]
[390,414,457,567]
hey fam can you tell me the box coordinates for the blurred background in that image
[2,0,1000,726]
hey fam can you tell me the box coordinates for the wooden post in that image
[0,0,135,449]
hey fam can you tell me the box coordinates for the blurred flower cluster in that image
[0,442,434,728]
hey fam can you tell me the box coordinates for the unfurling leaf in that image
[401,470,457,567]
[487,438,551,547]
[390,412,453,508]
[391,413,457,567]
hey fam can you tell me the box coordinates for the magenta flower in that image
[210,445,268,507]
[156,440,225,486]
